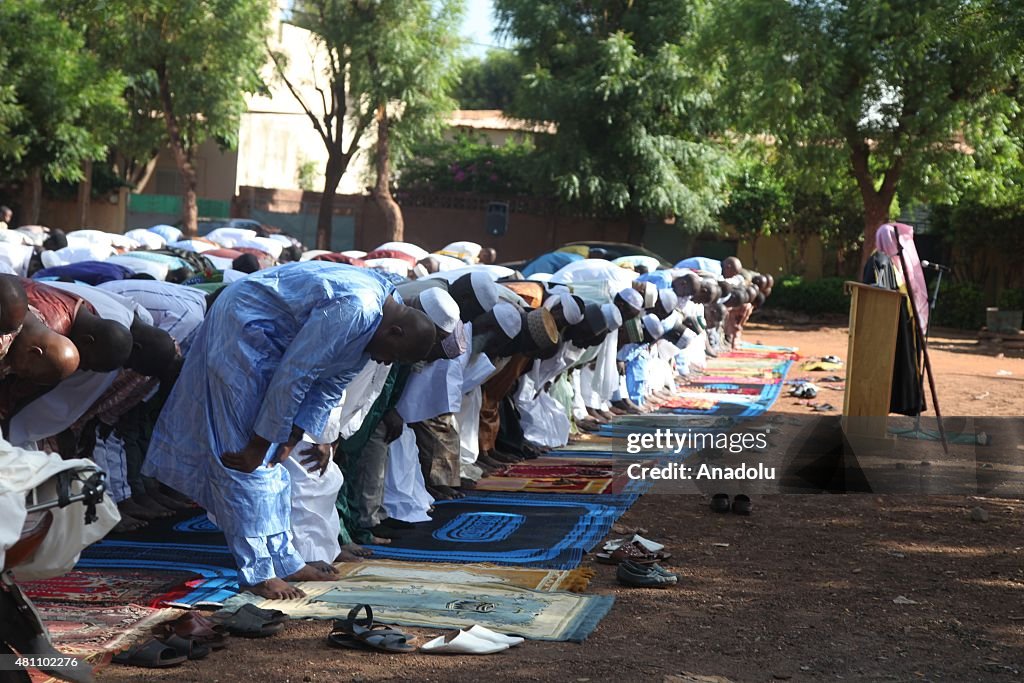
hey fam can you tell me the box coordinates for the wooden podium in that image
[842,282,904,439]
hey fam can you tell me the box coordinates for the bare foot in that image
[340,543,373,558]
[131,495,175,517]
[145,488,193,511]
[335,548,367,562]
[242,577,305,600]
[118,498,164,521]
[307,560,341,577]
[285,563,337,582]
[112,511,146,533]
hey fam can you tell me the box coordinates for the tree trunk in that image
[849,140,901,269]
[316,155,345,251]
[155,62,199,237]
[130,155,159,192]
[858,191,893,269]
[77,160,93,228]
[750,233,759,270]
[23,168,42,225]
[372,104,404,242]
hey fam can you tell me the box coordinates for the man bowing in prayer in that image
[143,262,436,600]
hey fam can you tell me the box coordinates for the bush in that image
[930,280,985,330]
[398,132,542,196]
[996,288,1024,313]
[764,276,848,315]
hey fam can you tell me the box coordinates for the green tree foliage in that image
[80,0,272,235]
[707,0,1024,261]
[495,0,733,236]
[453,50,524,110]
[399,132,540,195]
[719,163,789,270]
[0,0,124,222]
[277,0,463,247]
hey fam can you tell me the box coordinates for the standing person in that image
[143,262,436,600]
[0,206,12,231]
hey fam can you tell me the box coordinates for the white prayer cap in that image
[543,289,584,325]
[642,313,664,340]
[493,302,522,339]
[412,263,430,279]
[638,281,657,308]
[601,302,622,331]
[418,287,460,334]
[615,286,644,311]
[657,288,679,313]
[662,310,682,330]
[341,250,367,259]
[471,271,500,312]
[528,272,553,283]
[300,249,331,261]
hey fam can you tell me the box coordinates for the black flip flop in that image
[732,494,752,516]
[710,493,731,513]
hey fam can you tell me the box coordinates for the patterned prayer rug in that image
[221,576,613,642]
[20,568,199,609]
[365,493,624,569]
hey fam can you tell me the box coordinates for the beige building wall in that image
[237,18,374,195]
[138,139,239,203]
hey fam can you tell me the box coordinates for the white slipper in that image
[603,534,665,554]
[420,630,509,655]
[466,624,525,647]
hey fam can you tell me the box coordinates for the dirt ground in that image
[98,322,1024,683]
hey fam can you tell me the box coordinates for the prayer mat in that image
[78,511,236,574]
[471,457,646,495]
[20,568,199,609]
[330,559,595,592]
[221,576,613,642]
[364,493,624,569]
[801,360,844,371]
[658,396,718,411]
[76,511,240,606]
[32,603,179,680]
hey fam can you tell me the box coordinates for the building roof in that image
[448,110,556,135]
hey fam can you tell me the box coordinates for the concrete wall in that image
[138,139,239,204]
[235,187,632,260]
[38,188,129,233]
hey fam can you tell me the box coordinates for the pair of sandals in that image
[112,611,233,669]
[327,604,416,653]
[711,493,752,515]
[790,383,818,399]
[617,560,678,588]
[594,540,672,565]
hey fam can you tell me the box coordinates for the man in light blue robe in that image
[143,262,436,600]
